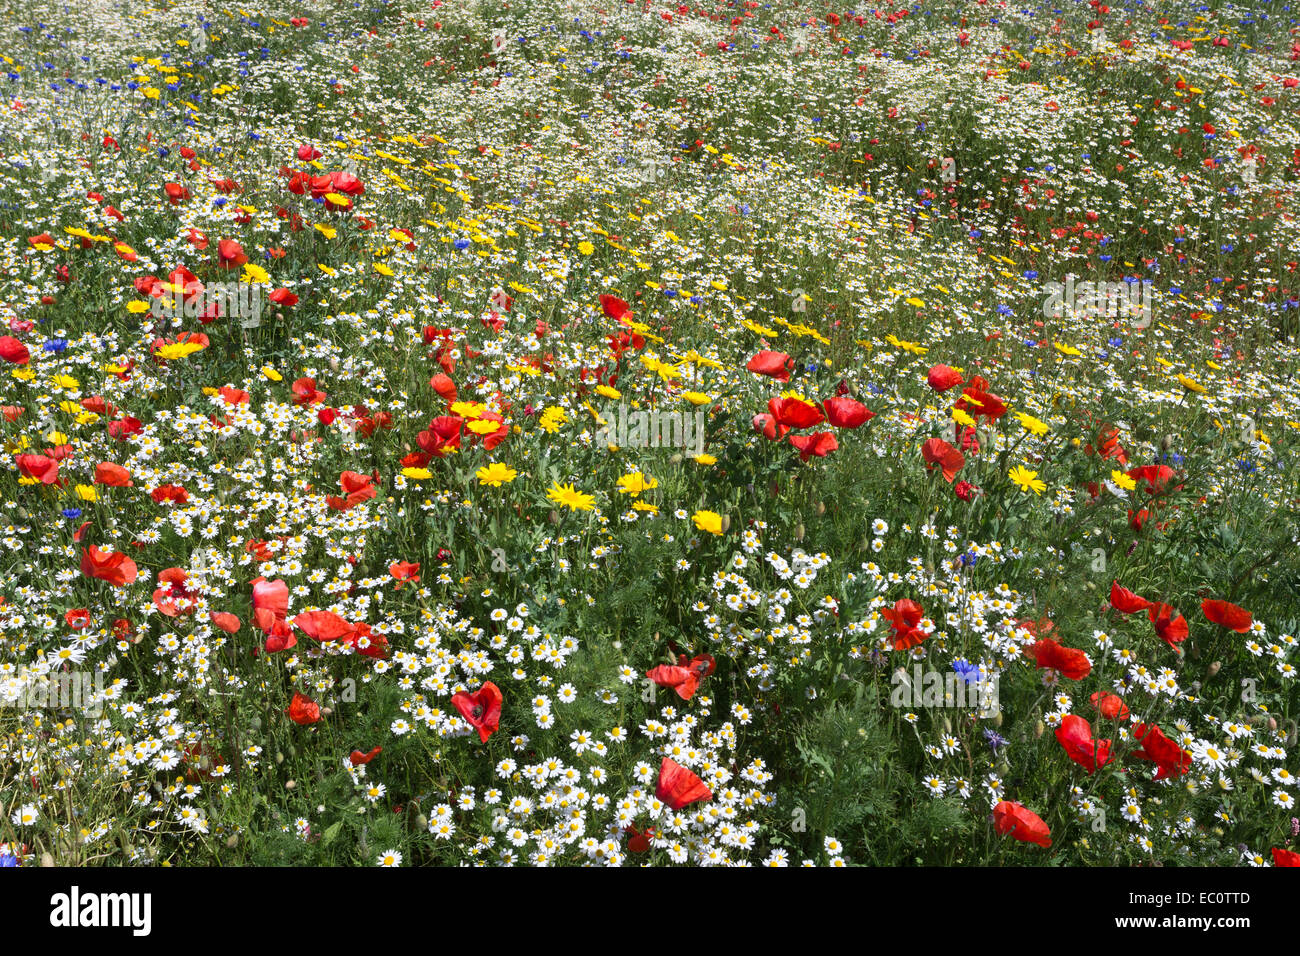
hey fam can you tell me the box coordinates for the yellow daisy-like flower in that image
[476,462,518,486]
[154,341,206,361]
[617,472,657,497]
[75,484,98,502]
[693,453,718,465]
[692,510,724,535]
[681,391,711,406]
[1176,374,1208,395]
[538,407,568,434]
[577,241,595,255]
[402,467,432,480]
[466,419,500,435]
[547,481,595,512]
[450,401,486,419]
[1053,342,1082,357]
[951,407,976,428]
[596,384,621,400]
[1008,465,1047,494]
[632,501,659,514]
[262,366,283,382]
[1111,470,1137,491]
[1015,412,1050,437]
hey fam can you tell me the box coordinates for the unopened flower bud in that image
[1034,720,1045,738]
[1207,661,1221,677]
[285,780,296,790]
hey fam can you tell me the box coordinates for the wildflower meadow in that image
[2,0,1299,874]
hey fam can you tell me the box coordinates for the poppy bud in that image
[941,715,952,734]
[225,834,239,849]
[793,523,804,541]
[549,509,560,524]
[669,453,682,465]
[1268,716,1278,732]
[815,500,825,515]
[1034,720,1045,738]
[1190,642,1200,659]
[1160,434,1173,451]
[322,706,333,717]
[1207,661,1221,677]
[720,515,731,532]
[275,752,284,764]
[286,745,297,758]
[993,710,1003,727]
[249,717,262,732]
[41,853,54,868]
[285,780,296,790]
[416,814,428,831]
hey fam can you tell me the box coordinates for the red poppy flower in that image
[451,681,503,743]
[187,228,210,251]
[881,598,927,650]
[993,801,1052,848]
[655,757,713,809]
[821,397,874,428]
[286,692,321,725]
[150,484,189,505]
[1109,581,1152,614]
[789,430,839,462]
[389,561,420,588]
[1148,603,1188,648]
[291,610,357,643]
[1027,638,1091,680]
[291,377,327,406]
[752,413,789,441]
[645,654,715,701]
[1126,464,1177,495]
[210,612,241,634]
[94,462,133,487]
[1056,714,1113,773]
[429,373,458,403]
[625,825,655,853]
[1201,599,1252,633]
[768,396,824,429]
[599,294,631,320]
[1272,847,1300,867]
[252,577,289,632]
[926,364,964,392]
[268,288,298,308]
[953,376,1008,421]
[349,746,383,766]
[16,453,61,485]
[152,567,199,617]
[296,143,323,161]
[921,437,965,482]
[0,336,30,365]
[80,545,138,587]
[1131,722,1191,780]
[1090,692,1130,720]
[745,350,794,382]
[64,608,90,629]
[163,182,190,204]
[216,238,248,269]
[417,415,464,457]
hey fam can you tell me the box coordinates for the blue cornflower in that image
[952,659,981,684]
[984,728,1009,753]
[454,238,471,250]
[62,508,82,520]
[43,339,67,353]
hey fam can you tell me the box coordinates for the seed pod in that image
[1207,660,1221,677]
